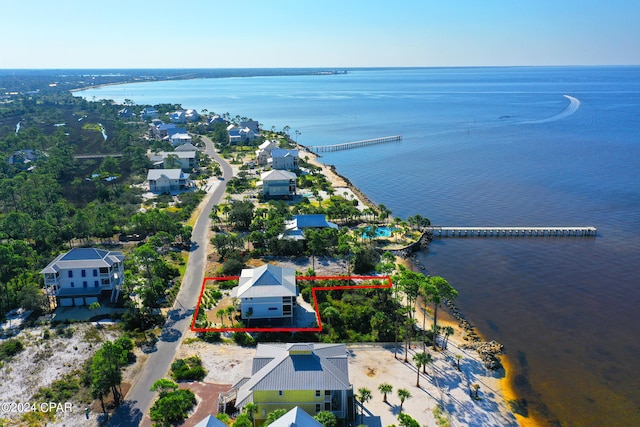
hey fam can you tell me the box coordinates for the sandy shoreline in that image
[296,144,534,427]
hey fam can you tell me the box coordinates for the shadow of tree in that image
[104,399,143,427]
[160,327,182,342]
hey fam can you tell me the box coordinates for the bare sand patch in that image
[0,323,121,427]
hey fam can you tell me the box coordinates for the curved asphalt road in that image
[107,136,233,426]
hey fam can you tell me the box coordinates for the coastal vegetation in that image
[0,71,468,426]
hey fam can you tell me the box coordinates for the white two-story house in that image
[234,264,298,321]
[147,169,190,193]
[41,248,124,307]
[270,148,299,171]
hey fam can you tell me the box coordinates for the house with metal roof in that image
[256,140,279,166]
[280,215,338,241]
[41,248,124,307]
[193,414,229,427]
[234,343,352,423]
[233,264,297,321]
[268,406,325,427]
[270,148,299,171]
[259,170,297,199]
[169,132,193,147]
[147,169,190,193]
[148,151,197,171]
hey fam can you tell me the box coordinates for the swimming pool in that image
[362,226,396,238]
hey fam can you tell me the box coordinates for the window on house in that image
[94,281,99,287]
[325,402,331,411]
[315,390,321,397]
[68,271,73,278]
[278,390,283,396]
[83,281,87,288]
[93,269,98,277]
[70,282,74,288]
[81,270,86,277]
[315,404,321,413]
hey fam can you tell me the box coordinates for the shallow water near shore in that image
[75,66,640,426]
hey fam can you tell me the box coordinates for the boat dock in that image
[308,135,401,153]
[428,226,597,237]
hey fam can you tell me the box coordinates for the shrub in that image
[170,356,206,381]
[198,331,221,343]
[32,373,80,402]
[233,332,256,347]
[150,388,196,425]
[221,258,244,276]
[0,339,24,362]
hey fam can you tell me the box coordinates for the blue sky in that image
[2,0,638,68]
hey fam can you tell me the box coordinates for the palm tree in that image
[413,352,428,387]
[423,352,433,375]
[244,402,258,427]
[442,326,455,349]
[244,310,253,328]
[417,274,435,351]
[322,306,340,327]
[357,387,372,423]
[428,276,458,350]
[378,383,393,403]
[217,309,225,326]
[225,305,236,325]
[455,354,463,371]
[404,316,416,363]
[265,409,287,426]
[397,388,412,411]
[471,383,480,400]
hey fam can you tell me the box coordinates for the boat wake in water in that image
[522,95,581,124]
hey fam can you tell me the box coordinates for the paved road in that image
[107,136,233,426]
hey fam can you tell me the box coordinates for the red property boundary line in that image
[190,275,393,333]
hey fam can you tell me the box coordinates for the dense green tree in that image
[397,412,420,427]
[314,411,337,427]
[211,232,244,258]
[149,378,196,426]
[90,339,130,411]
[228,201,255,230]
[233,413,253,427]
[352,245,379,274]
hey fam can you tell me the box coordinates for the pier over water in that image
[308,135,401,153]
[428,226,597,237]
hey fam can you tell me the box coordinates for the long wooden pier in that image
[308,135,401,153]
[427,226,597,237]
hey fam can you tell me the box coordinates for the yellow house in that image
[234,343,352,424]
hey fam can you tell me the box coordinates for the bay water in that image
[75,67,640,426]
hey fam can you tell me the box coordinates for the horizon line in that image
[2,64,639,71]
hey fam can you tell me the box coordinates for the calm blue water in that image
[76,67,640,427]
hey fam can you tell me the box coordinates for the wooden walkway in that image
[428,226,597,237]
[308,135,401,152]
